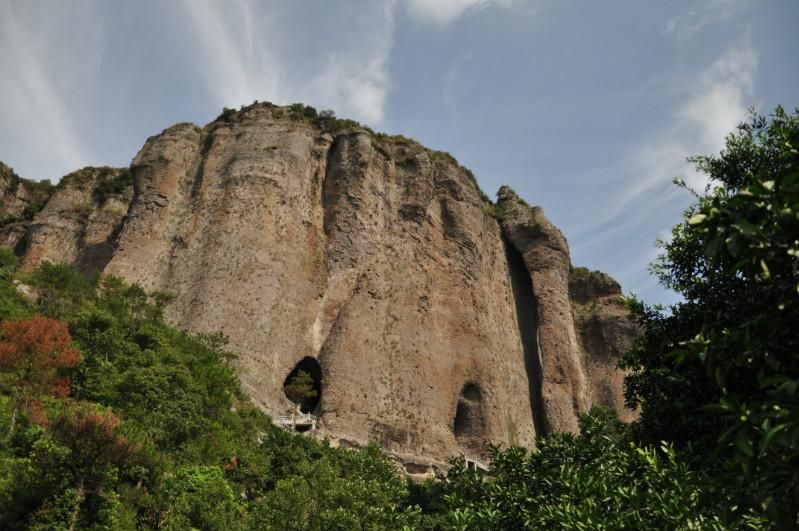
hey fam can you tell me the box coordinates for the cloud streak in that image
[662,0,745,42]
[585,37,758,231]
[404,0,511,25]
[179,0,396,125]
[0,2,88,179]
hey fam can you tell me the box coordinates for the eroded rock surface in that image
[570,269,639,422]
[20,167,133,275]
[497,186,589,434]
[5,103,638,464]
[0,162,54,250]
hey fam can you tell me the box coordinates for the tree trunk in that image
[7,403,17,438]
[67,479,85,531]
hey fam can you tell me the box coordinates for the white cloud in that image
[678,42,756,153]
[663,0,745,42]
[442,53,473,113]
[404,0,510,25]
[620,39,757,210]
[181,0,284,109]
[0,2,88,179]
[180,0,395,126]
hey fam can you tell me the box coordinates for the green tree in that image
[622,106,799,526]
[436,408,761,530]
[283,370,318,412]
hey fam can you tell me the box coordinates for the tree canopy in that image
[622,106,799,526]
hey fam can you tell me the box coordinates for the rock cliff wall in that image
[1,103,637,468]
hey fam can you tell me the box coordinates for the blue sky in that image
[1,0,797,304]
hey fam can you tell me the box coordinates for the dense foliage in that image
[433,408,765,530]
[621,107,799,527]
[0,253,419,530]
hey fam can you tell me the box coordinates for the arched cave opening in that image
[283,357,322,414]
[453,382,486,452]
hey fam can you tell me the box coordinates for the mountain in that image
[0,102,636,474]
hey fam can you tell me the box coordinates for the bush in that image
[436,408,765,529]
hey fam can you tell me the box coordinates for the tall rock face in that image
[497,187,589,434]
[3,103,637,468]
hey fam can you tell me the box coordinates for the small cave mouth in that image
[283,357,322,414]
[453,382,485,451]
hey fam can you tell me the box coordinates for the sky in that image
[0,0,797,305]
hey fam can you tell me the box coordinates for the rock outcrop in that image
[19,167,133,275]
[497,186,590,434]
[569,269,639,422]
[0,162,54,250]
[1,102,638,467]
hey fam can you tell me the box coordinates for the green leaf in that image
[759,423,792,455]
[759,259,771,280]
[734,430,754,458]
[733,219,759,237]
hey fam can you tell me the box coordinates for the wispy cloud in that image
[662,0,745,42]
[181,0,283,110]
[0,2,89,179]
[442,53,473,113]
[633,39,757,195]
[301,2,397,125]
[180,0,396,125]
[404,0,511,26]
[570,36,757,304]
[592,38,758,227]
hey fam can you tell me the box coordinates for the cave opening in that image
[453,382,486,452]
[283,357,322,414]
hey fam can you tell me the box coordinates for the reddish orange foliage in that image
[0,315,81,401]
[47,402,141,492]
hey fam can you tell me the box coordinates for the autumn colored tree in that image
[44,402,143,531]
[0,315,80,435]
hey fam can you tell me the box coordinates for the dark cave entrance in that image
[454,382,486,452]
[283,357,322,414]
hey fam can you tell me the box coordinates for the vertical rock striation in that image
[497,186,589,434]
[4,103,638,466]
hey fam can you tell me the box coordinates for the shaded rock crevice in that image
[497,186,588,434]
[503,234,547,437]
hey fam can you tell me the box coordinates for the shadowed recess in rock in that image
[283,357,322,413]
[454,382,486,453]
[504,235,548,437]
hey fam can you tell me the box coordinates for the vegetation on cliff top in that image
[217,102,492,204]
[0,163,54,228]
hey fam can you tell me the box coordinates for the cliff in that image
[0,102,636,472]
[0,162,54,250]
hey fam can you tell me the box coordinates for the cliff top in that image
[210,101,493,204]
